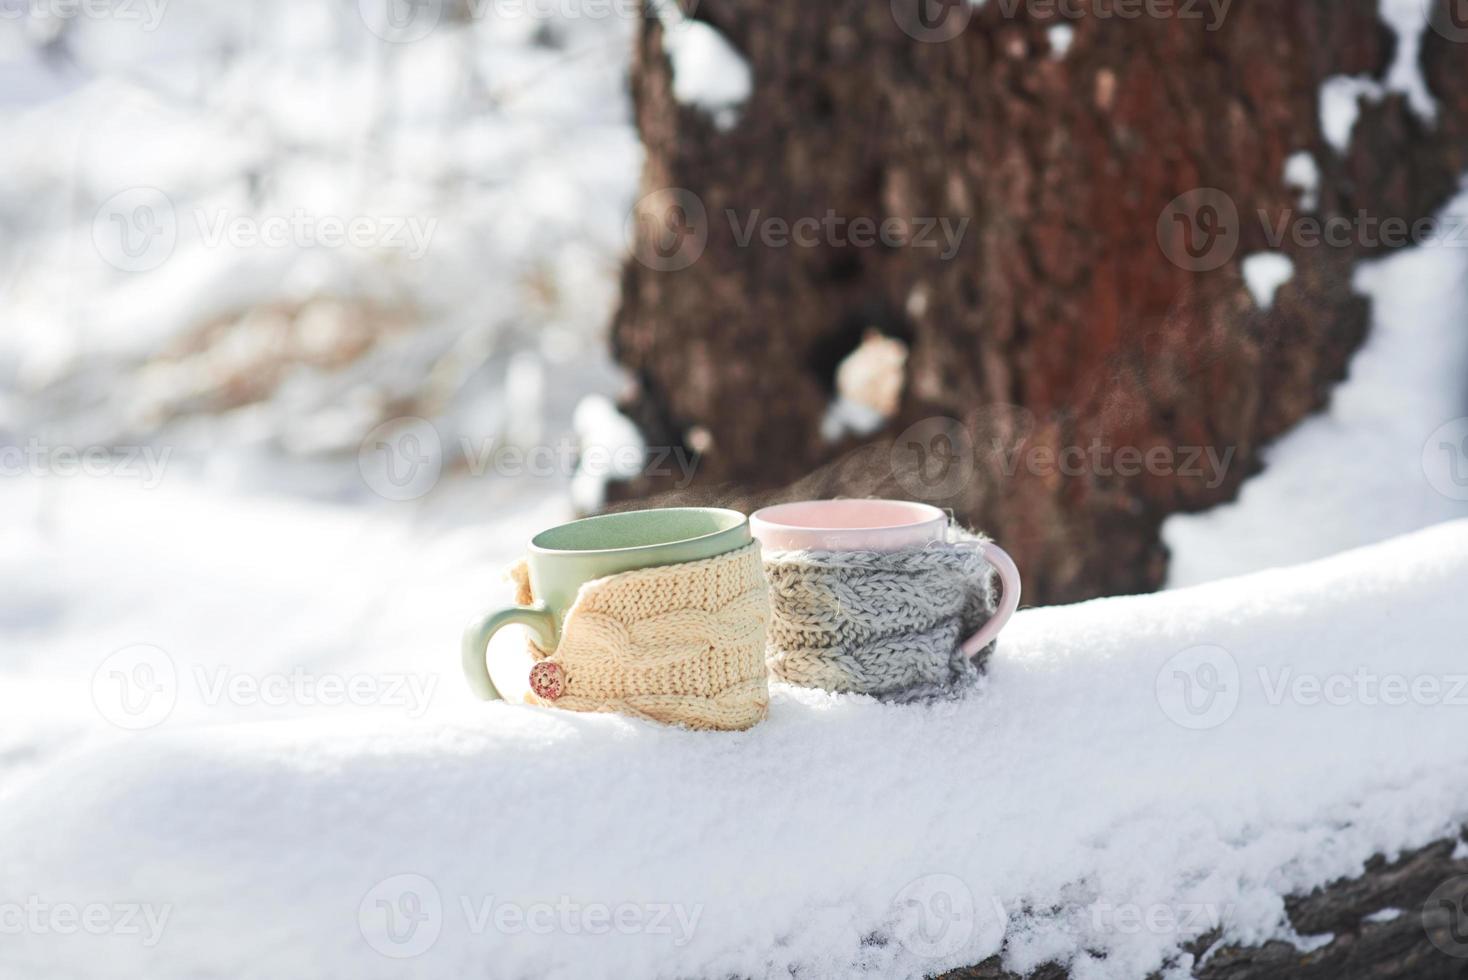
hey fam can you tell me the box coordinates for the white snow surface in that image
[3,476,1468,979]
[1378,0,1437,121]
[1283,151,1320,210]
[1319,75,1385,153]
[658,12,751,130]
[1318,0,1435,154]
[5,6,1468,980]
[1240,252,1294,310]
[1047,24,1075,59]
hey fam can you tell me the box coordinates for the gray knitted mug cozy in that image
[762,529,998,701]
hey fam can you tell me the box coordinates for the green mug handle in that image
[461,605,559,700]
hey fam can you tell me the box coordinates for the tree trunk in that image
[609,0,1468,604]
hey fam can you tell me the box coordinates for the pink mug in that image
[749,499,1022,656]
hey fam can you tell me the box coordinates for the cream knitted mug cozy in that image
[508,541,771,731]
[762,530,998,700]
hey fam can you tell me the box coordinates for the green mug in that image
[462,507,752,700]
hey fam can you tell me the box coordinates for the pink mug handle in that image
[959,541,1022,658]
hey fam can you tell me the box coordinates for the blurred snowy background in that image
[1,0,642,512]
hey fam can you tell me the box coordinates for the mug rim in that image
[529,506,748,556]
[750,499,945,533]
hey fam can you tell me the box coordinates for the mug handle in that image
[959,542,1022,659]
[461,604,559,701]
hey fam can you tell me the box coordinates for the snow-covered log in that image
[6,516,1467,979]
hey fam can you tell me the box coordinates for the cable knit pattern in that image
[763,529,997,700]
[509,542,770,731]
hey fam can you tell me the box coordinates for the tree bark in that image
[609,0,1468,604]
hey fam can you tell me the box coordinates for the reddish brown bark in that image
[609,0,1468,604]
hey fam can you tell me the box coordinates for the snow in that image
[1047,24,1074,59]
[6,4,1468,979]
[1318,0,1435,154]
[4,477,1468,979]
[0,0,642,459]
[1319,75,1385,153]
[1378,0,1437,122]
[656,8,751,131]
[821,332,908,442]
[569,393,647,512]
[1240,252,1294,310]
[1164,190,1468,585]
[1283,151,1320,210]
